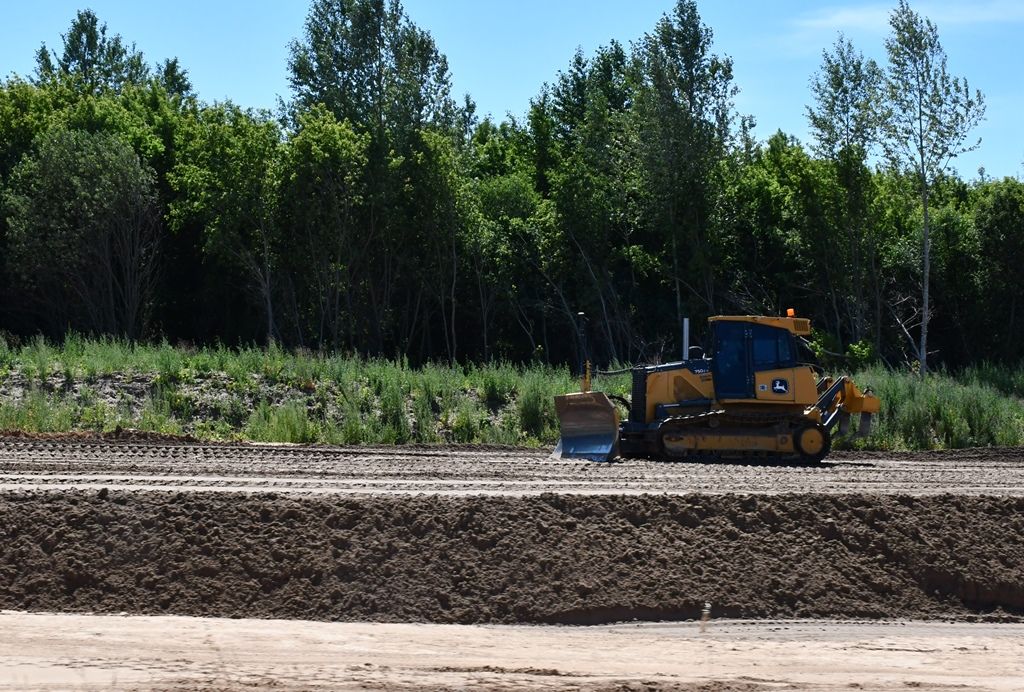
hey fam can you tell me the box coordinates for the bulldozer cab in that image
[710,318,803,401]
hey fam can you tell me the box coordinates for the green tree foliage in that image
[34,9,149,93]
[3,127,160,338]
[724,131,828,316]
[465,119,545,360]
[0,73,182,338]
[548,43,635,361]
[277,106,369,348]
[169,104,284,342]
[631,0,736,330]
[285,0,462,356]
[807,36,881,159]
[0,1,1019,377]
[972,179,1024,360]
[156,58,193,99]
[287,0,456,137]
[807,36,883,346]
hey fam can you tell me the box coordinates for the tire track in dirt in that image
[2,439,1024,495]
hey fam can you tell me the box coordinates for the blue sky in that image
[3,1,1022,179]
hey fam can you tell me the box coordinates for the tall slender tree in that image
[807,35,883,344]
[277,106,368,348]
[169,105,284,343]
[287,0,459,355]
[631,0,737,329]
[882,0,985,374]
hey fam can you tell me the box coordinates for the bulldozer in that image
[553,312,879,463]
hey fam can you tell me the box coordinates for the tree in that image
[527,90,557,198]
[3,127,161,338]
[400,129,465,362]
[287,0,461,355]
[169,104,284,343]
[631,0,737,332]
[552,48,589,144]
[722,132,838,326]
[882,0,985,374]
[287,0,455,136]
[277,106,368,348]
[807,35,883,345]
[465,118,541,360]
[34,10,149,93]
[973,179,1024,361]
[807,36,881,159]
[549,44,634,362]
[156,58,194,99]
[0,78,60,192]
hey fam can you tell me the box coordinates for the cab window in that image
[751,325,795,371]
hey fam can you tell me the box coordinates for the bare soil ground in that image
[3,612,1023,691]
[1,438,1023,690]
[2,438,1024,496]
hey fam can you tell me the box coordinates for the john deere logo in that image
[771,378,789,394]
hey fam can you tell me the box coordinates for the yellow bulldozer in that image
[553,313,879,463]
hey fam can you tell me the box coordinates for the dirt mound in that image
[0,491,1021,624]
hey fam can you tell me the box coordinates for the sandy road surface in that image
[2,438,1024,495]
[2,611,1023,691]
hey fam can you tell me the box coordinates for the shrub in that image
[245,400,315,443]
[479,363,518,411]
[517,372,559,442]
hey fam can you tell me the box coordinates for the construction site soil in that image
[1,438,1022,626]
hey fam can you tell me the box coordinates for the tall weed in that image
[517,371,560,442]
[855,366,1024,449]
[0,391,77,432]
[245,400,315,443]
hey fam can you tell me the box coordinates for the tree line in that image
[0,0,1020,371]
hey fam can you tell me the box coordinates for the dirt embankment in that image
[1,490,1021,624]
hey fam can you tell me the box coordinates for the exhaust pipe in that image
[682,317,690,362]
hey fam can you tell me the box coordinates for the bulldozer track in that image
[660,409,807,429]
[2,437,1023,496]
[655,409,817,461]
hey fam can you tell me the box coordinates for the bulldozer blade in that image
[855,412,873,439]
[552,391,620,462]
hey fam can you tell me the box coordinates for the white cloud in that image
[794,0,1024,35]
[794,4,890,33]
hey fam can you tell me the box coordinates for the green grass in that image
[0,390,78,433]
[0,336,586,446]
[245,400,316,443]
[2,335,1024,450]
[854,365,1024,449]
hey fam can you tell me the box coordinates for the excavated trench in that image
[1,488,1021,624]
